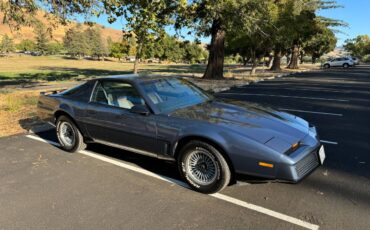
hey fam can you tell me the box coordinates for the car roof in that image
[92,74,176,83]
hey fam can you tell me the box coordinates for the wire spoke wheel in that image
[58,122,75,147]
[185,149,218,186]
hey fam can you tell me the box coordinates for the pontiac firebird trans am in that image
[38,75,326,194]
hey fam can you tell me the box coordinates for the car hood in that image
[170,99,310,152]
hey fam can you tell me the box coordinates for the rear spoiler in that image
[40,89,67,96]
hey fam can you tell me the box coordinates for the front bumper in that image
[276,145,322,182]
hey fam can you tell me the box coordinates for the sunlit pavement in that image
[1,66,369,229]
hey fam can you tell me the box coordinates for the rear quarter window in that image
[61,81,95,102]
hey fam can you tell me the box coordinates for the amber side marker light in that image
[259,162,274,168]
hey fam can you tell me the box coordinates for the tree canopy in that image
[344,35,370,61]
[0,34,15,53]
[1,0,342,76]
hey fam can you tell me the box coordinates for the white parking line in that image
[237,86,347,94]
[320,140,338,145]
[25,134,319,230]
[26,134,60,146]
[279,108,343,117]
[219,92,349,102]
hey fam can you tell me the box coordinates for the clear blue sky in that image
[83,0,369,47]
[318,0,370,46]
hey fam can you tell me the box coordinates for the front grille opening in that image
[295,152,319,178]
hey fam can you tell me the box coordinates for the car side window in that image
[91,81,146,110]
[92,83,109,104]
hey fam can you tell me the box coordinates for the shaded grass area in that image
[0,55,206,88]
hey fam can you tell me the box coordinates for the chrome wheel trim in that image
[185,149,218,186]
[58,122,75,147]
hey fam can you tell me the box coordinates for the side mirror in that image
[130,104,150,116]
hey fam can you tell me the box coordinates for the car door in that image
[331,58,340,67]
[84,80,161,155]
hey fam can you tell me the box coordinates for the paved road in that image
[1,66,369,229]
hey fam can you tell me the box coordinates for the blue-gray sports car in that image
[38,75,326,193]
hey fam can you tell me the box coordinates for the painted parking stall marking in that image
[236,85,350,94]
[25,134,320,230]
[320,140,338,145]
[219,92,349,102]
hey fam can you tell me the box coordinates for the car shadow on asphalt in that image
[31,129,274,186]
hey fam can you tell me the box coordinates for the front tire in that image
[323,64,330,69]
[178,141,231,194]
[56,115,86,152]
[343,63,349,68]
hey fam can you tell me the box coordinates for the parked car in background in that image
[37,75,325,194]
[146,58,160,64]
[351,57,360,65]
[126,56,136,62]
[323,57,354,69]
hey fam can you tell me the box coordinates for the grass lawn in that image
[0,55,206,86]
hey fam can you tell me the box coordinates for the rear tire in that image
[178,141,231,194]
[323,64,330,69]
[56,115,86,152]
[343,63,349,68]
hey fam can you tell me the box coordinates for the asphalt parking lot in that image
[1,66,369,230]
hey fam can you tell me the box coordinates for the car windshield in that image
[140,78,213,113]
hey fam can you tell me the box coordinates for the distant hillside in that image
[0,11,123,43]
[323,47,350,59]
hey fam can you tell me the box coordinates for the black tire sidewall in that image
[178,141,230,194]
[343,63,349,68]
[324,64,330,69]
[56,116,82,152]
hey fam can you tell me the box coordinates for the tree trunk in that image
[133,58,139,74]
[300,50,304,64]
[288,42,299,69]
[270,47,282,71]
[267,55,274,69]
[312,56,317,64]
[242,56,251,66]
[133,42,143,74]
[243,57,248,66]
[203,20,225,79]
[250,50,257,75]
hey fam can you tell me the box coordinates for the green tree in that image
[176,0,267,79]
[85,27,107,60]
[0,0,100,30]
[34,24,50,54]
[127,35,137,57]
[344,35,370,60]
[303,26,337,63]
[63,25,89,57]
[226,32,271,75]
[268,0,341,70]
[0,35,15,53]
[16,39,36,51]
[182,41,207,64]
[110,40,129,61]
[154,35,184,62]
[103,0,179,73]
[46,42,64,55]
[106,36,113,52]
